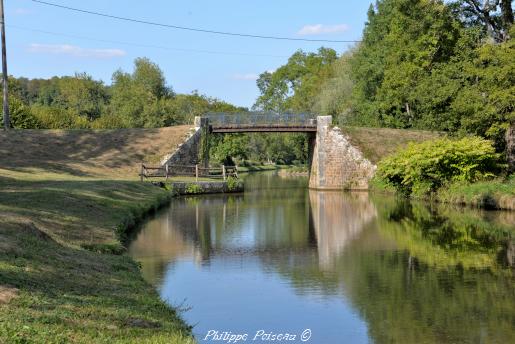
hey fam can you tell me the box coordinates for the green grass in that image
[0,127,196,343]
[0,170,194,343]
[436,176,515,210]
[372,174,515,210]
[236,164,280,173]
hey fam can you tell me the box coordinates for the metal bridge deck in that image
[202,112,317,133]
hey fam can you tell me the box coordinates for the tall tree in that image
[453,0,514,41]
[350,0,463,128]
[254,48,337,112]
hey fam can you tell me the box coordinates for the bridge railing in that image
[140,164,238,182]
[203,112,316,127]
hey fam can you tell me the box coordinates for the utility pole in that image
[0,0,9,130]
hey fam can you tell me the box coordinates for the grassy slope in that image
[342,126,442,164]
[0,126,195,343]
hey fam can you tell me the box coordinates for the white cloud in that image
[297,24,350,36]
[231,73,259,81]
[14,8,31,15]
[27,44,126,59]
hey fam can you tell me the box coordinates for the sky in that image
[6,0,373,108]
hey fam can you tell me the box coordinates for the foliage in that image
[185,183,203,194]
[31,105,90,129]
[3,57,244,130]
[209,132,310,165]
[350,0,464,128]
[226,176,243,191]
[451,0,514,42]
[254,48,337,112]
[377,136,503,195]
[314,51,355,122]
[436,174,515,209]
[0,97,40,129]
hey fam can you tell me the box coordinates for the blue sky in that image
[6,0,372,107]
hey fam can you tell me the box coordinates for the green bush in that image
[226,176,242,191]
[32,105,90,129]
[376,137,503,196]
[0,98,40,129]
[185,183,202,194]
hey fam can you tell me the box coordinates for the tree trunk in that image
[500,0,514,39]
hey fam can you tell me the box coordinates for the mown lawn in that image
[0,127,195,343]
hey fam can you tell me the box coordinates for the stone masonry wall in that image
[309,116,376,190]
[160,127,201,167]
[507,125,515,173]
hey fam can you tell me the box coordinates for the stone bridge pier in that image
[162,115,376,190]
[308,116,376,190]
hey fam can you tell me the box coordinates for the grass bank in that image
[436,176,515,210]
[371,176,515,211]
[236,164,280,173]
[0,127,195,343]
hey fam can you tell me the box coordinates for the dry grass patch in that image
[0,126,192,178]
[342,126,442,164]
[0,285,19,304]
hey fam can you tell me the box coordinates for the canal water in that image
[128,172,514,344]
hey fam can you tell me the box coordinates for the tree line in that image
[254,0,514,152]
[1,57,244,130]
[2,0,513,165]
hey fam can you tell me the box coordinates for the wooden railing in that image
[140,164,238,182]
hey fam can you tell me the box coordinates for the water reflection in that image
[128,172,514,343]
[309,191,378,268]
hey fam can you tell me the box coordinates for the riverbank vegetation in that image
[0,128,195,343]
[373,136,515,209]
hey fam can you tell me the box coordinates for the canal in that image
[128,172,514,343]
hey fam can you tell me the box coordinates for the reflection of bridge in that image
[201,112,318,133]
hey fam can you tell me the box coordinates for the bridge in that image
[161,113,376,190]
[198,112,317,133]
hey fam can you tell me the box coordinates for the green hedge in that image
[376,137,504,196]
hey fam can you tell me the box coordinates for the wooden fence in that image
[140,164,238,182]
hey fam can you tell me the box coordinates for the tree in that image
[254,48,337,112]
[314,50,355,123]
[56,73,108,120]
[109,58,172,127]
[350,0,463,128]
[452,0,514,41]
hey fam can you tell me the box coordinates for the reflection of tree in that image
[337,249,515,344]
[269,194,515,343]
[374,196,514,269]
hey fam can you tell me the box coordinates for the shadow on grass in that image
[0,128,185,177]
[0,177,170,248]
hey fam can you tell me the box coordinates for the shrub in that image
[226,176,242,191]
[376,136,503,196]
[90,112,128,129]
[32,105,90,129]
[185,183,202,194]
[0,98,41,129]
